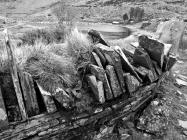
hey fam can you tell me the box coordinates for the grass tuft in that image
[66,27,93,68]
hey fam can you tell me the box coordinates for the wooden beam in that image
[19,71,40,117]
[3,29,27,120]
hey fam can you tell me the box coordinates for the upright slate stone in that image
[92,52,103,68]
[96,44,126,94]
[93,48,107,67]
[106,65,123,98]
[112,46,142,82]
[133,47,154,70]
[87,75,105,104]
[139,35,165,68]
[123,73,140,95]
[89,64,113,100]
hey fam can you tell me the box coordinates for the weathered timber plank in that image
[0,71,167,140]
[19,71,40,117]
[3,29,27,120]
[0,86,9,130]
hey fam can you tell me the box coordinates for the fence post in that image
[3,29,27,120]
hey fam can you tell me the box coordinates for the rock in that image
[133,47,154,70]
[54,87,74,109]
[129,7,144,22]
[89,64,113,100]
[97,44,126,94]
[156,19,185,56]
[88,29,109,46]
[123,13,130,22]
[134,66,157,83]
[93,48,107,67]
[87,75,105,104]
[165,55,177,71]
[139,35,165,68]
[36,83,57,113]
[124,73,140,94]
[146,70,157,83]
[106,65,123,98]
[152,61,162,76]
[92,52,103,68]
[111,46,142,82]
[140,21,151,29]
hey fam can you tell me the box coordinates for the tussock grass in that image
[66,28,93,68]
[1,28,93,94]
[16,41,78,93]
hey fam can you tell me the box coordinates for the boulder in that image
[97,44,126,94]
[87,75,105,104]
[124,73,140,94]
[133,47,154,70]
[139,35,165,68]
[89,64,113,100]
[106,65,123,98]
[156,19,185,56]
[88,29,109,46]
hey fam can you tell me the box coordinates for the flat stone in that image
[156,19,185,56]
[88,29,108,46]
[97,44,126,94]
[152,61,162,76]
[93,48,107,67]
[124,73,140,95]
[166,55,177,71]
[112,46,142,82]
[87,75,105,104]
[135,66,157,83]
[133,47,154,70]
[139,35,165,68]
[106,65,123,98]
[89,64,113,100]
[92,52,103,68]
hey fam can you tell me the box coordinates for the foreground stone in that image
[93,48,107,67]
[139,35,165,68]
[112,46,142,82]
[124,73,140,95]
[133,47,154,70]
[106,65,123,98]
[87,75,105,104]
[89,64,113,100]
[97,44,126,94]
[92,52,103,68]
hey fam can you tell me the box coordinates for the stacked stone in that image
[86,32,176,104]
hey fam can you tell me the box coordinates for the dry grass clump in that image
[19,28,65,46]
[0,42,9,73]
[66,28,93,68]
[1,28,93,96]
[16,41,78,93]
